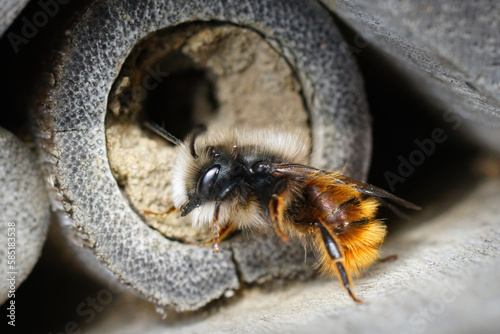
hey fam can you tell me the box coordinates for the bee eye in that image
[197,165,221,193]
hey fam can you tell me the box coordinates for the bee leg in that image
[378,254,398,263]
[315,221,363,303]
[182,223,236,248]
[144,205,177,217]
[211,202,222,253]
[204,224,237,245]
[145,204,237,251]
[217,223,237,242]
[269,179,289,242]
[207,180,241,252]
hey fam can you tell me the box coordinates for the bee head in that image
[170,125,308,220]
[181,145,246,217]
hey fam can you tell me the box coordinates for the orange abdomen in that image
[297,177,387,277]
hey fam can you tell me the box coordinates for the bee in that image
[145,122,420,302]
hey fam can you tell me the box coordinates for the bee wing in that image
[272,163,421,211]
[338,175,421,210]
[271,163,327,176]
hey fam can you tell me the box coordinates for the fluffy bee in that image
[145,122,419,302]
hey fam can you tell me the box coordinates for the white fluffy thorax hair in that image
[171,125,310,230]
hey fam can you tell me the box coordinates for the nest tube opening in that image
[34,0,371,312]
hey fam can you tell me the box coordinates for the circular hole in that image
[105,22,309,242]
[144,53,218,140]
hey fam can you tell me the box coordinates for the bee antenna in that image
[144,121,182,146]
[189,125,207,159]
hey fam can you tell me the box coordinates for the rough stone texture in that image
[321,0,500,152]
[76,157,500,334]
[0,127,50,304]
[0,0,30,37]
[230,233,316,284]
[33,0,370,311]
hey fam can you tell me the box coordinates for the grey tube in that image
[33,0,371,311]
[0,127,50,305]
